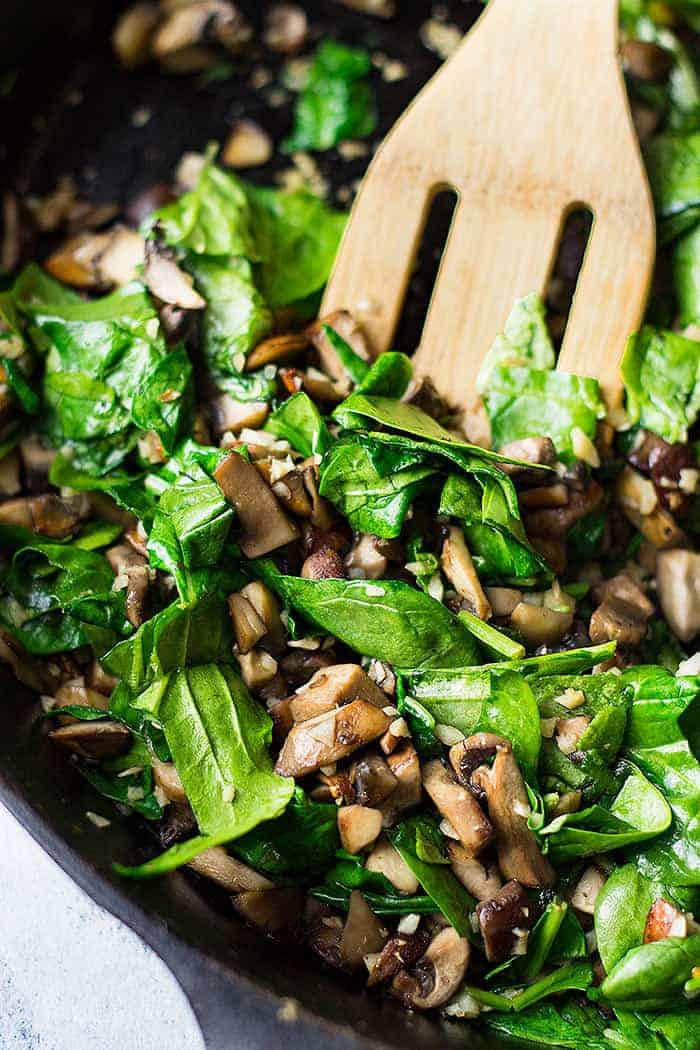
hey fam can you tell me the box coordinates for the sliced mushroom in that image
[222,119,273,170]
[352,753,398,807]
[365,836,419,894]
[232,887,304,936]
[270,470,313,518]
[441,526,492,620]
[447,843,503,901]
[51,682,110,723]
[499,436,557,471]
[306,311,371,391]
[152,759,187,804]
[304,900,345,970]
[627,503,686,549]
[158,801,198,848]
[366,929,431,987]
[381,742,422,823]
[275,700,390,778]
[214,451,299,558]
[524,480,604,539]
[49,721,131,761]
[237,649,278,690]
[345,534,388,580]
[656,549,700,643]
[97,227,146,286]
[510,600,574,647]
[239,581,284,648]
[616,465,658,517]
[588,591,651,646]
[210,394,269,436]
[106,543,151,627]
[144,239,205,309]
[246,331,307,371]
[485,587,522,617]
[471,738,555,888]
[153,0,252,57]
[644,898,688,943]
[86,660,119,696]
[264,4,308,52]
[569,865,606,915]
[0,493,88,538]
[113,3,160,68]
[290,664,387,725]
[337,805,383,855]
[476,880,532,963]
[554,715,592,756]
[392,926,469,1010]
[519,484,569,509]
[448,733,504,789]
[188,847,273,892]
[228,593,267,654]
[422,760,493,857]
[339,890,388,970]
[301,547,345,580]
[302,466,335,531]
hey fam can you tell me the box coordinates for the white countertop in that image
[0,803,206,1050]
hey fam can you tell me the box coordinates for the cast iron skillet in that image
[0,2,529,1046]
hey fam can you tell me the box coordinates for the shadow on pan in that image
[0,2,529,1047]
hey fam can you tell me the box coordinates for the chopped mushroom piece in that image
[106,544,151,627]
[510,600,574,647]
[86,660,119,696]
[447,844,503,900]
[49,721,131,761]
[144,239,206,308]
[656,549,700,642]
[352,753,398,806]
[644,899,688,943]
[499,436,557,470]
[554,715,592,756]
[422,760,494,857]
[589,591,652,646]
[97,227,146,287]
[232,887,305,936]
[339,890,388,970]
[113,3,161,68]
[290,664,387,723]
[264,4,308,52]
[0,493,88,538]
[366,929,431,987]
[338,805,383,854]
[381,742,422,823]
[306,310,371,391]
[391,927,470,1010]
[569,865,606,915]
[228,593,267,654]
[484,587,522,617]
[441,526,492,620]
[222,119,274,169]
[214,452,299,558]
[524,480,604,539]
[238,649,278,690]
[275,700,390,778]
[246,331,307,371]
[628,504,686,549]
[152,759,187,804]
[301,547,345,580]
[345,534,388,580]
[476,880,532,963]
[210,395,269,436]
[448,732,504,788]
[471,738,555,888]
[188,847,274,892]
[153,0,251,57]
[366,837,419,894]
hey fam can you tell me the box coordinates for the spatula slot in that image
[546,206,594,353]
[393,186,460,352]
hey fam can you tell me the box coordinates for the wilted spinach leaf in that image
[621,325,700,442]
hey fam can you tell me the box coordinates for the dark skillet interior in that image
[0,2,534,1047]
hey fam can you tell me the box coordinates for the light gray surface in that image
[0,803,206,1050]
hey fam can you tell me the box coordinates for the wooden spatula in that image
[321,0,655,413]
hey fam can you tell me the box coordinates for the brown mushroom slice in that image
[589,588,653,646]
[272,470,314,518]
[152,759,187,804]
[422,759,493,857]
[240,581,284,648]
[45,232,112,287]
[275,700,390,778]
[232,887,304,937]
[554,715,592,756]
[447,843,503,901]
[49,721,131,761]
[86,660,119,696]
[345,533,389,580]
[367,929,430,987]
[524,480,604,539]
[222,119,273,170]
[485,587,522,617]
[472,739,555,889]
[339,890,388,970]
[106,543,151,628]
[305,310,371,390]
[0,493,87,538]
[381,742,422,823]
[391,926,470,1010]
[214,451,299,558]
[264,4,308,52]
[144,240,205,309]
[448,732,504,788]
[510,600,574,647]
[97,228,146,287]
[441,526,492,620]
[187,846,273,892]
[656,549,700,643]
[519,483,569,510]
[237,649,278,690]
[210,394,269,436]
[353,753,398,807]
[289,664,387,724]
[112,2,160,68]
[643,898,688,944]
[246,331,308,370]
[476,880,532,963]
[338,805,383,855]
[366,836,419,894]
[304,900,345,971]
[498,437,557,470]
[569,865,606,915]
[228,593,267,654]
[52,682,111,717]
[153,0,251,57]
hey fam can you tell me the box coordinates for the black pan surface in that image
[0,2,533,1046]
